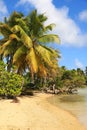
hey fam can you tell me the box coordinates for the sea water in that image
[48,88,87,128]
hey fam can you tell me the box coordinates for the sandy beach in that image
[0,93,86,130]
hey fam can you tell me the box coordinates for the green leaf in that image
[13,45,27,63]
[38,34,60,44]
[26,47,38,73]
[11,25,33,49]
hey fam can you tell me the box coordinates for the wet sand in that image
[0,93,86,130]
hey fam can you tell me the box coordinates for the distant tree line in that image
[24,66,87,94]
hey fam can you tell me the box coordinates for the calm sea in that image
[48,88,87,128]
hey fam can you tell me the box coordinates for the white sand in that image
[0,93,86,130]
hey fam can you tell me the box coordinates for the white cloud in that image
[17,0,87,47]
[79,10,87,22]
[75,59,84,69]
[0,0,8,21]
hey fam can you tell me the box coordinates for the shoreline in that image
[46,92,87,128]
[36,93,87,130]
[0,93,86,130]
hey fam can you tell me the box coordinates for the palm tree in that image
[0,12,24,71]
[0,10,60,82]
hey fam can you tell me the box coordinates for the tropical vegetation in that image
[0,10,87,98]
[0,61,24,98]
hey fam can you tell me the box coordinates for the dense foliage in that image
[0,60,87,98]
[24,66,87,93]
[0,61,24,98]
[56,67,86,89]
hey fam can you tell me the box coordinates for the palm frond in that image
[0,38,8,45]
[44,23,56,31]
[0,24,12,37]
[40,45,60,58]
[35,45,53,65]
[27,10,46,38]
[26,47,38,73]
[9,34,20,41]
[15,18,29,33]
[7,11,24,27]
[11,25,32,49]
[38,63,47,77]
[38,34,60,44]
[14,55,27,74]
[38,12,48,23]
[13,45,27,63]
[0,40,11,55]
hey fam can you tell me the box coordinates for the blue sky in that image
[0,0,87,70]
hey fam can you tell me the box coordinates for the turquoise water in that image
[48,88,87,127]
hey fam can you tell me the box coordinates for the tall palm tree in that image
[0,12,24,71]
[0,10,60,81]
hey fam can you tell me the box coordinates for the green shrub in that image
[0,72,24,98]
[0,61,24,98]
[5,73,24,97]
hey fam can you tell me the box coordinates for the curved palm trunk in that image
[0,54,3,60]
[31,73,34,83]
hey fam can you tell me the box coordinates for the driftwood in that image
[43,85,78,94]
